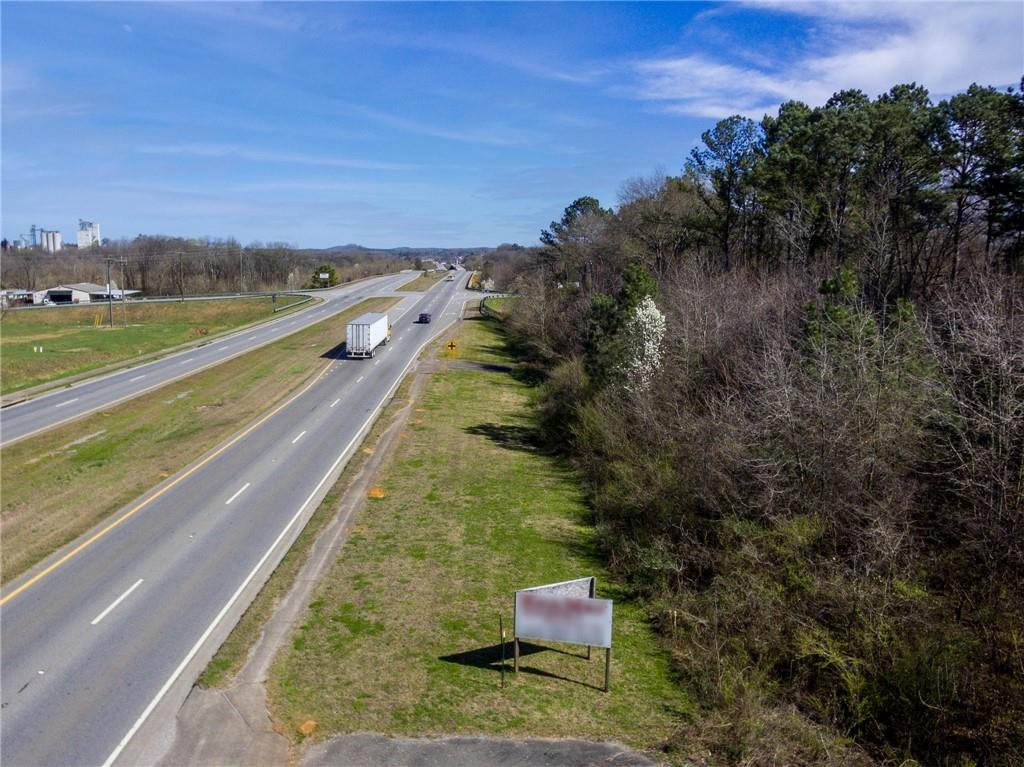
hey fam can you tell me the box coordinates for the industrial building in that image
[77,220,101,249]
[31,283,140,305]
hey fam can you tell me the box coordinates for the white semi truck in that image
[346,312,391,358]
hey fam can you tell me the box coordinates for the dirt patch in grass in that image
[267,314,690,759]
[396,271,446,292]
[0,295,309,393]
[0,298,396,584]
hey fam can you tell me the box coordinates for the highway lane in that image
[0,272,417,447]
[0,275,473,766]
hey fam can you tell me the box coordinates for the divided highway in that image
[0,272,417,447]
[0,275,474,766]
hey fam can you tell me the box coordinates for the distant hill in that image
[316,244,495,259]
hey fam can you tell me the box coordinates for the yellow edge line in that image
[0,359,335,607]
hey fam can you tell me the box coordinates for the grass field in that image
[396,270,446,292]
[0,298,396,584]
[268,310,689,758]
[0,296,308,394]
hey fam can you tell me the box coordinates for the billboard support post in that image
[499,614,506,689]
[604,647,611,692]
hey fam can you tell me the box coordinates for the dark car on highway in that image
[418,312,432,323]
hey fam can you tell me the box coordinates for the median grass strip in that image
[268,312,689,757]
[0,295,308,394]
[396,270,446,292]
[0,298,396,584]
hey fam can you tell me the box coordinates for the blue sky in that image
[2,2,1021,249]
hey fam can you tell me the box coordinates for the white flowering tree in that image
[616,295,665,394]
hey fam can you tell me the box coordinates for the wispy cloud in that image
[629,2,1023,118]
[1,61,37,94]
[348,25,605,86]
[135,142,416,172]
[3,103,91,123]
[333,101,535,148]
[153,2,309,33]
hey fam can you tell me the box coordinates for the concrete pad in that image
[302,733,657,767]
[157,685,287,767]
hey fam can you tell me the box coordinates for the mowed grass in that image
[268,313,689,756]
[396,270,446,292]
[0,296,308,393]
[0,298,396,584]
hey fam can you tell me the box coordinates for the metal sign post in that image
[499,614,506,689]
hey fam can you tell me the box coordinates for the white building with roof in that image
[32,282,140,305]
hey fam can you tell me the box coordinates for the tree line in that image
[498,80,1023,765]
[2,236,415,295]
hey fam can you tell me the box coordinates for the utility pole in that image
[104,257,127,328]
[120,257,129,328]
[105,257,115,328]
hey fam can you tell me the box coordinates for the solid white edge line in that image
[291,431,306,444]
[224,482,250,505]
[91,579,144,626]
[101,279,469,767]
[54,398,80,408]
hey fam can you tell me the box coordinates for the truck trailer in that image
[346,312,391,358]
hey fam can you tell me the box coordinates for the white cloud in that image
[631,2,1023,118]
[135,142,416,172]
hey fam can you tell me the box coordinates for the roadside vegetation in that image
[268,310,688,757]
[0,295,308,394]
[490,81,1023,764]
[0,298,396,583]
[396,270,446,292]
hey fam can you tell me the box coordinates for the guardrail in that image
[479,294,513,317]
[273,295,314,313]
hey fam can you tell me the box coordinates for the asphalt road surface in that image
[0,275,474,766]
[0,272,418,447]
